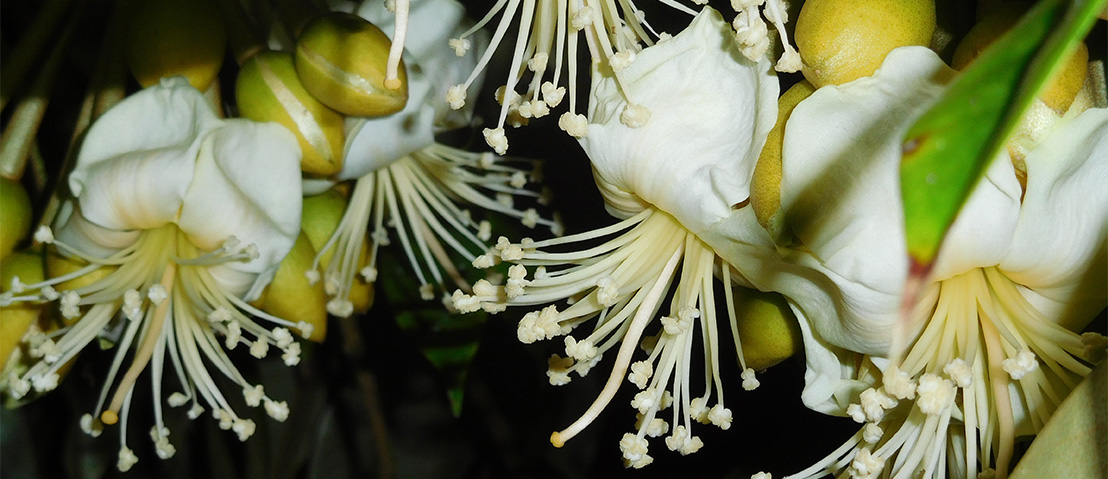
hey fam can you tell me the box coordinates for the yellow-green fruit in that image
[733,287,802,371]
[1,249,46,371]
[126,0,227,91]
[236,51,346,176]
[301,189,374,313]
[951,5,1088,113]
[795,0,936,88]
[296,13,408,117]
[0,177,32,260]
[752,80,817,236]
[252,233,328,342]
[46,249,116,322]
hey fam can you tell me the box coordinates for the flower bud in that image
[126,0,227,91]
[795,0,936,88]
[251,233,327,342]
[0,177,32,260]
[1,248,48,371]
[236,51,346,176]
[301,188,373,313]
[295,12,408,117]
[751,80,816,242]
[733,287,802,371]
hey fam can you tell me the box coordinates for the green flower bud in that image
[302,188,373,313]
[252,233,328,342]
[296,12,408,117]
[1,248,47,372]
[236,51,346,176]
[0,177,32,260]
[126,0,227,91]
[733,287,802,371]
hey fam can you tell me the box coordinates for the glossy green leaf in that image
[1010,359,1106,478]
[899,0,1105,272]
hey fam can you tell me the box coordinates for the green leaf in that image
[1010,359,1107,479]
[899,0,1105,271]
[376,248,488,418]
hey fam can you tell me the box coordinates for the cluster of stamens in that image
[307,143,561,316]
[1,222,311,472]
[451,207,762,467]
[784,267,1107,479]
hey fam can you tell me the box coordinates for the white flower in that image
[768,47,1108,479]
[452,8,780,461]
[303,0,559,314]
[0,78,305,469]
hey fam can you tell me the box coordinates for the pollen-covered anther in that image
[494,236,525,261]
[326,298,355,318]
[117,446,139,472]
[859,387,897,423]
[483,128,508,155]
[528,52,549,73]
[7,374,30,399]
[619,432,653,468]
[1002,348,1039,379]
[243,384,265,407]
[631,388,658,414]
[541,82,565,107]
[882,364,916,400]
[281,342,301,366]
[448,37,470,56]
[741,367,761,390]
[628,360,653,389]
[150,426,177,459]
[619,104,651,128]
[167,392,189,407]
[264,398,290,421]
[665,425,703,455]
[147,284,168,305]
[9,277,26,293]
[296,321,314,339]
[862,423,883,444]
[558,112,588,138]
[595,276,620,306]
[915,373,956,415]
[360,266,377,282]
[943,358,973,387]
[123,289,144,320]
[564,336,598,362]
[224,321,243,349]
[446,85,467,110]
[547,354,574,385]
[571,6,595,30]
[232,418,257,441]
[707,404,733,430]
[59,291,81,319]
[505,264,529,298]
[849,447,885,479]
[609,51,637,72]
[80,414,103,437]
[33,226,54,244]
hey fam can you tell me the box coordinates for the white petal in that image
[70,78,221,230]
[1000,108,1108,330]
[177,120,303,299]
[580,7,778,235]
[774,47,951,352]
[53,201,142,258]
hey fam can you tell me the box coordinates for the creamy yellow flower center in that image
[787,266,1105,479]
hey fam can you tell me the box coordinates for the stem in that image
[0,0,74,111]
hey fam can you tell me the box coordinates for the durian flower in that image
[765,47,1108,479]
[452,8,779,466]
[306,0,559,317]
[0,78,307,471]
[442,0,799,154]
